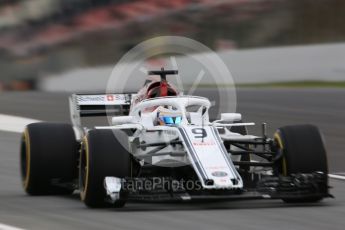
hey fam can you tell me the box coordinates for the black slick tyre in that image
[274,124,328,203]
[20,122,77,195]
[79,129,132,208]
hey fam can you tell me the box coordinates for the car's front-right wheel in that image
[79,129,134,208]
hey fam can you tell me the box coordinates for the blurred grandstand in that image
[0,0,344,90]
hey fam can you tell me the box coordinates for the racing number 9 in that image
[192,128,207,139]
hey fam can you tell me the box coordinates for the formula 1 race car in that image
[20,69,331,208]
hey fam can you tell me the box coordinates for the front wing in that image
[104,173,330,203]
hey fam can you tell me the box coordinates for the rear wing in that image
[69,93,135,127]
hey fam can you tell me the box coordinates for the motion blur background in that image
[0,0,344,91]
[1,2,345,229]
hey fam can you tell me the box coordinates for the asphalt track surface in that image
[0,88,344,230]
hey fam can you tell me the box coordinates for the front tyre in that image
[274,124,329,203]
[79,129,133,208]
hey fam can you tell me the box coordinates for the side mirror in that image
[112,116,136,125]
[220,113,242,122]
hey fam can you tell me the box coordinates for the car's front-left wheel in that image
[274,124,329,203]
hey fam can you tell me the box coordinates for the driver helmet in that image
[156,106,182,126]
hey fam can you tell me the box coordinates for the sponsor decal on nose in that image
[211,171,228,177]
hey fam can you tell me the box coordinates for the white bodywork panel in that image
[104,177,122,202]
[178,126,243,189]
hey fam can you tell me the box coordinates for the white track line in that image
[328,174,345,180]
[0,114,40,133]
[0,223,26,230]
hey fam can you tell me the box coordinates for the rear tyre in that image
[79,129,133,208]
[20,123,77,195]
[274,124,328,203]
